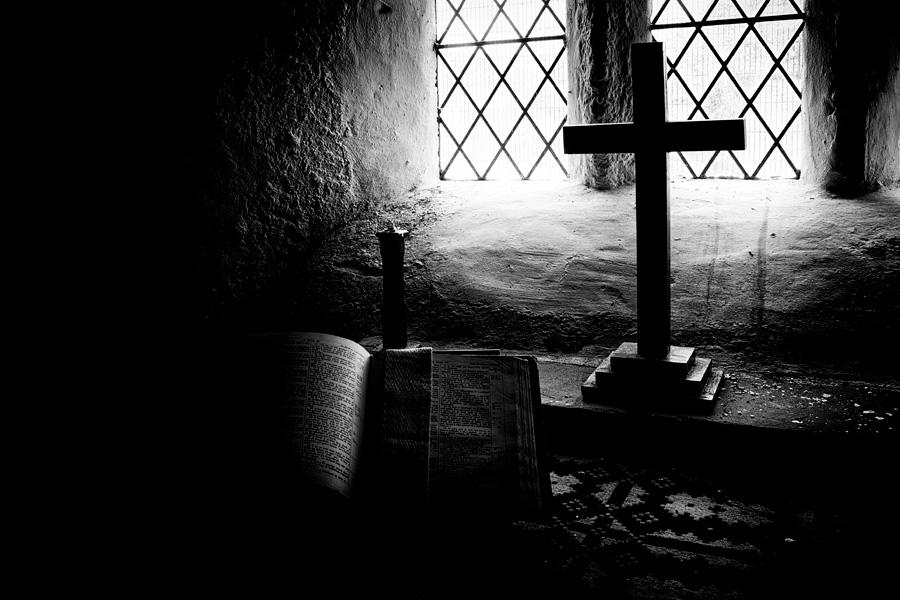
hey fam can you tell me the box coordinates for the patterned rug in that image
[508,454,889,599]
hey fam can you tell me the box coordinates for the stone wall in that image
[161,0,899,349]
[803,0,900,192]
[566,0,651,188]
[174,1,437,329]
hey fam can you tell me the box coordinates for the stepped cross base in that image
[581,342,724,413]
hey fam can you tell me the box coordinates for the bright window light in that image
[651,0,805,179]
[435,0,568,180]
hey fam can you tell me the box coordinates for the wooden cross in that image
[564,42,745,360]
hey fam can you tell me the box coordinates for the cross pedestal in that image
[564,42,745,412]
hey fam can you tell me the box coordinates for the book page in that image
[249,332,370,498]
[514,356,546,516]
[428,354,526,514]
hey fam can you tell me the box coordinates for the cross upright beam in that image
[633,41,671,360]
[564,42,745,360]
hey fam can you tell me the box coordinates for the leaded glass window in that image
[650,0,805,179]
[435,0,568,180]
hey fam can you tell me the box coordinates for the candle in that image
[377,226,409,349]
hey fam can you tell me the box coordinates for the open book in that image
[245,332,549,520]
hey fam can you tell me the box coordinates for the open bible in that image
[245,331,549,519]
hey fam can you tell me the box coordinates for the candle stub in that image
[377,227,409,349]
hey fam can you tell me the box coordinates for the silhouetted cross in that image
[564,42,745,360]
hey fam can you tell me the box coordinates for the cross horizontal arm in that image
[564,123,637,154]
[662,119,745,152]
[563,119,745,154]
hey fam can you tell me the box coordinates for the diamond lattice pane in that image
[443,151,478,179]
[755,69,798,136]
[735,0,767,18]
[680,0,716,21]
[465,118,503,176]
[703,23,745,61]
[653,0,694,25]
[484,41,519,74]
[531,149,564,179]
[436,0,567,180]
[675,35,718,103]
[547,0,566,28]
[435,1,458,43]
[460,49,501,109]
[507,119,545,175]
[529,5,564,37]
[756,144,795,178]
[549,129,565,167]
[530,38,563,72]
[726,32,772,99]
[681,150,714,177]
[708,0,743,21]
[742,110,770,174]
[703,151,739,178]
[755,18,801,59]
[439,119,458,160]
[761,0,803,17]
[502,0,544,36]
[530,81,565,140]
[459,0,494,41]
[439,67,478,139]
[483,9,519,42]
[486,151,522,180]
[437,54,456,103]
[655,26,698,68]
[703,74,745,121]
[778,115,802,177]
[651,0,804,179]
[440,9,477,44]
[438,45,474,85]
[482,83,520,141]
[779,25,804,82]
[505,46,544,107]
[666,71,698,121]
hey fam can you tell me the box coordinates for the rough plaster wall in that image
[864,16,900,187]
[567,0,651,188]
[343,2,438,201]
[803,0,900,192]
[186,1,436,327]
[801,0,838,185]
[293,180,900,375]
